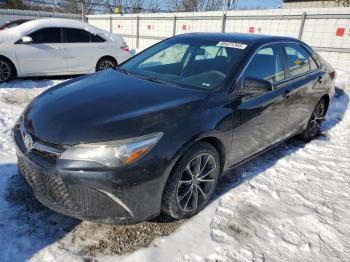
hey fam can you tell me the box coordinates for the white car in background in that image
[0,18,131,82]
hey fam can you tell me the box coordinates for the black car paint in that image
[13,33,335,223]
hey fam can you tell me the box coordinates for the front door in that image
[229,44,292,165]
[15,27,68,75]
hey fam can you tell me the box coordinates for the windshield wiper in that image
[142,76,181,88]
[119,70,182,88]
[115,67,130,75]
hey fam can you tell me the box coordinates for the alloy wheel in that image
[309,102,325,137]
[176,153,217,212]
[98,60,116,71]
[0,61,11,81]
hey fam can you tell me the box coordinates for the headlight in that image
[59,132,163,168]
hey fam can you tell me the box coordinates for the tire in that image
[162,142,221,219]
[300,99,326,141]
[0,57,16,83]
[96,57,117,72]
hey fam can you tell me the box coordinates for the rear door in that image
[61,28,97,73]
[230,44,292,165]
[281,43,325,137]
[15,27,68,75]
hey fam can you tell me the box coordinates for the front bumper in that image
[12,126,168,224]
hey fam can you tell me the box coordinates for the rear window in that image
[63,28,90,43]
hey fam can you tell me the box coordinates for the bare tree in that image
[57,0,98,15]
[166,0,223,12]
[148,0,161,12]
[105,0,146,14]
[0,0,27,10]
[104,0,149,14]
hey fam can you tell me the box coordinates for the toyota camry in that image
[0,18,130,82]
[13,33,336,224]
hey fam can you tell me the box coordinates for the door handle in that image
[283,90,291,98]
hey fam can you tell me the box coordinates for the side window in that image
[138,43,189,68]
[243,45,285,83]
[28,28,61,44]
[195,46,227,61]
[63,28,91,43]
[284,43,318,77]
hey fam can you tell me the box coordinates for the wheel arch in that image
[167,134,227,183]
[160,135,227,217]
[321,94,330,114]
[0,55,17,77]
[96,55,118,71]
[196,137,226,174]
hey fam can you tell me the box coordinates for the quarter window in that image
[284,43,318,77]
[28,28,61,44]
[91,34,105,43]
[243,45,285,83]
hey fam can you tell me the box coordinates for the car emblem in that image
[24,133,33,151]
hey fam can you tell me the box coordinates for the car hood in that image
[23,70,207,145]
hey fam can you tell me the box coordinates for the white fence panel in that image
[83,8,350,70]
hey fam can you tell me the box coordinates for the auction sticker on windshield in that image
[216,41,247,49]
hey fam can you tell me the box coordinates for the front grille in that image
[18,156,78,210]
[16,121,64,162]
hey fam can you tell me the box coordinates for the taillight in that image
[329,71,336,80]
[121,46,129,52]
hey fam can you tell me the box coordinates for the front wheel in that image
[301,99,326,141]
[0,58,15,83]
[162,142,221,219]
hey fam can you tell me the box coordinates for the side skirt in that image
[226,131,301,172]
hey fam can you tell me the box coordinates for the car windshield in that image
[121,37,247,90]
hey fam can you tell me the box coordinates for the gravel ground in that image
[5,169,185,259]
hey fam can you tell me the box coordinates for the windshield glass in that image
[121,37,247,90]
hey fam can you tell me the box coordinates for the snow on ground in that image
[0,71,349,262]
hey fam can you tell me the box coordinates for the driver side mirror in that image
[21,36,33,44]
[242,77,273,94]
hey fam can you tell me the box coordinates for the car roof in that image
[16,18,91,31]
[174,32,301,46]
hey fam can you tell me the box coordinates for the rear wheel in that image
[301,99,326,140]
[96,57,117,72]
[162,142,221,219]
[0,57,15,83]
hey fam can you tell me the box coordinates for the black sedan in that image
[13,33,336,224]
